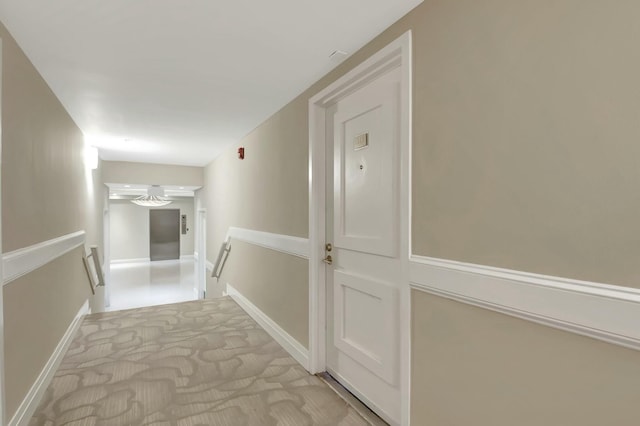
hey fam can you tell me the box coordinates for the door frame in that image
[196,208,207,299]
[103,189,111,307]
[308,31,412,425]
[0,38,6,425]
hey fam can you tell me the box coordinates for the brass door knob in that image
[325,243,333,252]
[322,255,333,265]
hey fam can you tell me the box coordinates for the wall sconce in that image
[84,145,99,170]
[238,147,245,160]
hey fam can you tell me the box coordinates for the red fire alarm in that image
[238,147,245,160]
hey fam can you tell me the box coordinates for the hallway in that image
[107,259,198,311]
[3,2,640,425]
[31,297,372,425]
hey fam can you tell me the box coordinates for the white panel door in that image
[326,67,402,425]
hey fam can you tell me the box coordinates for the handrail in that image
[210,227,310,279]
[211,239,231,279]
[2,230,86,286]
[83,245,105,295]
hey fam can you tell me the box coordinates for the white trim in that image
[2,231,86,286]
[8,300,90,426]
[226,284,309,369]
[180,254,195,260]
[196,209,207,299]
[206,260,214,273]
[410,255,640,351]
[327,367,396,426]
[308,31,412,426]
[110,257,150,265]
[226,227,309,259]
[103,200,111,308]
[0,38,6,424]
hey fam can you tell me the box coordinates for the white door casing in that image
[197,209,207,299]
[308,32,412,426]
[103,191,111,307]
[0,38,6,425]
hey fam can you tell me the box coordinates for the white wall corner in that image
[226,284,309,370]
[8,299,89,426]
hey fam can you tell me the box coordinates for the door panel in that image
[150,209,180,261]
[333,270,398,385]
[333,76,399,258]
[326,67,402,425]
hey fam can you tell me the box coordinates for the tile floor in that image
[106,258,198,311]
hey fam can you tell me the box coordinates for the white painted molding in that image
[206,260,214,273]
[226,227,309,259]
[2,231,86,286]
[180,254,195,260]
[110,257,150,265]
[410,255,640,351]
[226,284,309,370]
[8,300,89,426]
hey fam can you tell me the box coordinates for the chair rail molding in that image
[225,227,309,259]
[410,255,640,351]
[2,231,86,286]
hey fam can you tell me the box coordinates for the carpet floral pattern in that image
[31,297,369,425]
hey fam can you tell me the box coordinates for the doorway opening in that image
[105,184,200,311]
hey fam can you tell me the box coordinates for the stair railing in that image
[83,245,105,295]
[211,238,231,279]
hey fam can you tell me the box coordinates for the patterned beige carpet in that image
[31,297,370,425]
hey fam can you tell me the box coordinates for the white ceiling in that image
[0,0,422,166]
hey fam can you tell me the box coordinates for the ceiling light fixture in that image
[131,185,172,207]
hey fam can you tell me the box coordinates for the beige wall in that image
[109,198,195,260]
[199,0,640,424]
[407,0,640,288]
[3,249,89,416]
[1,22,102,418]
[218,241,309,347]
[412,290,640,425]
[197,97,309,344]
[103,160,204,187]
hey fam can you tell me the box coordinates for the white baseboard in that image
[410,255,640,351]
[110,258,150,264]
[9,300,90,426]
[226,284,309,370]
